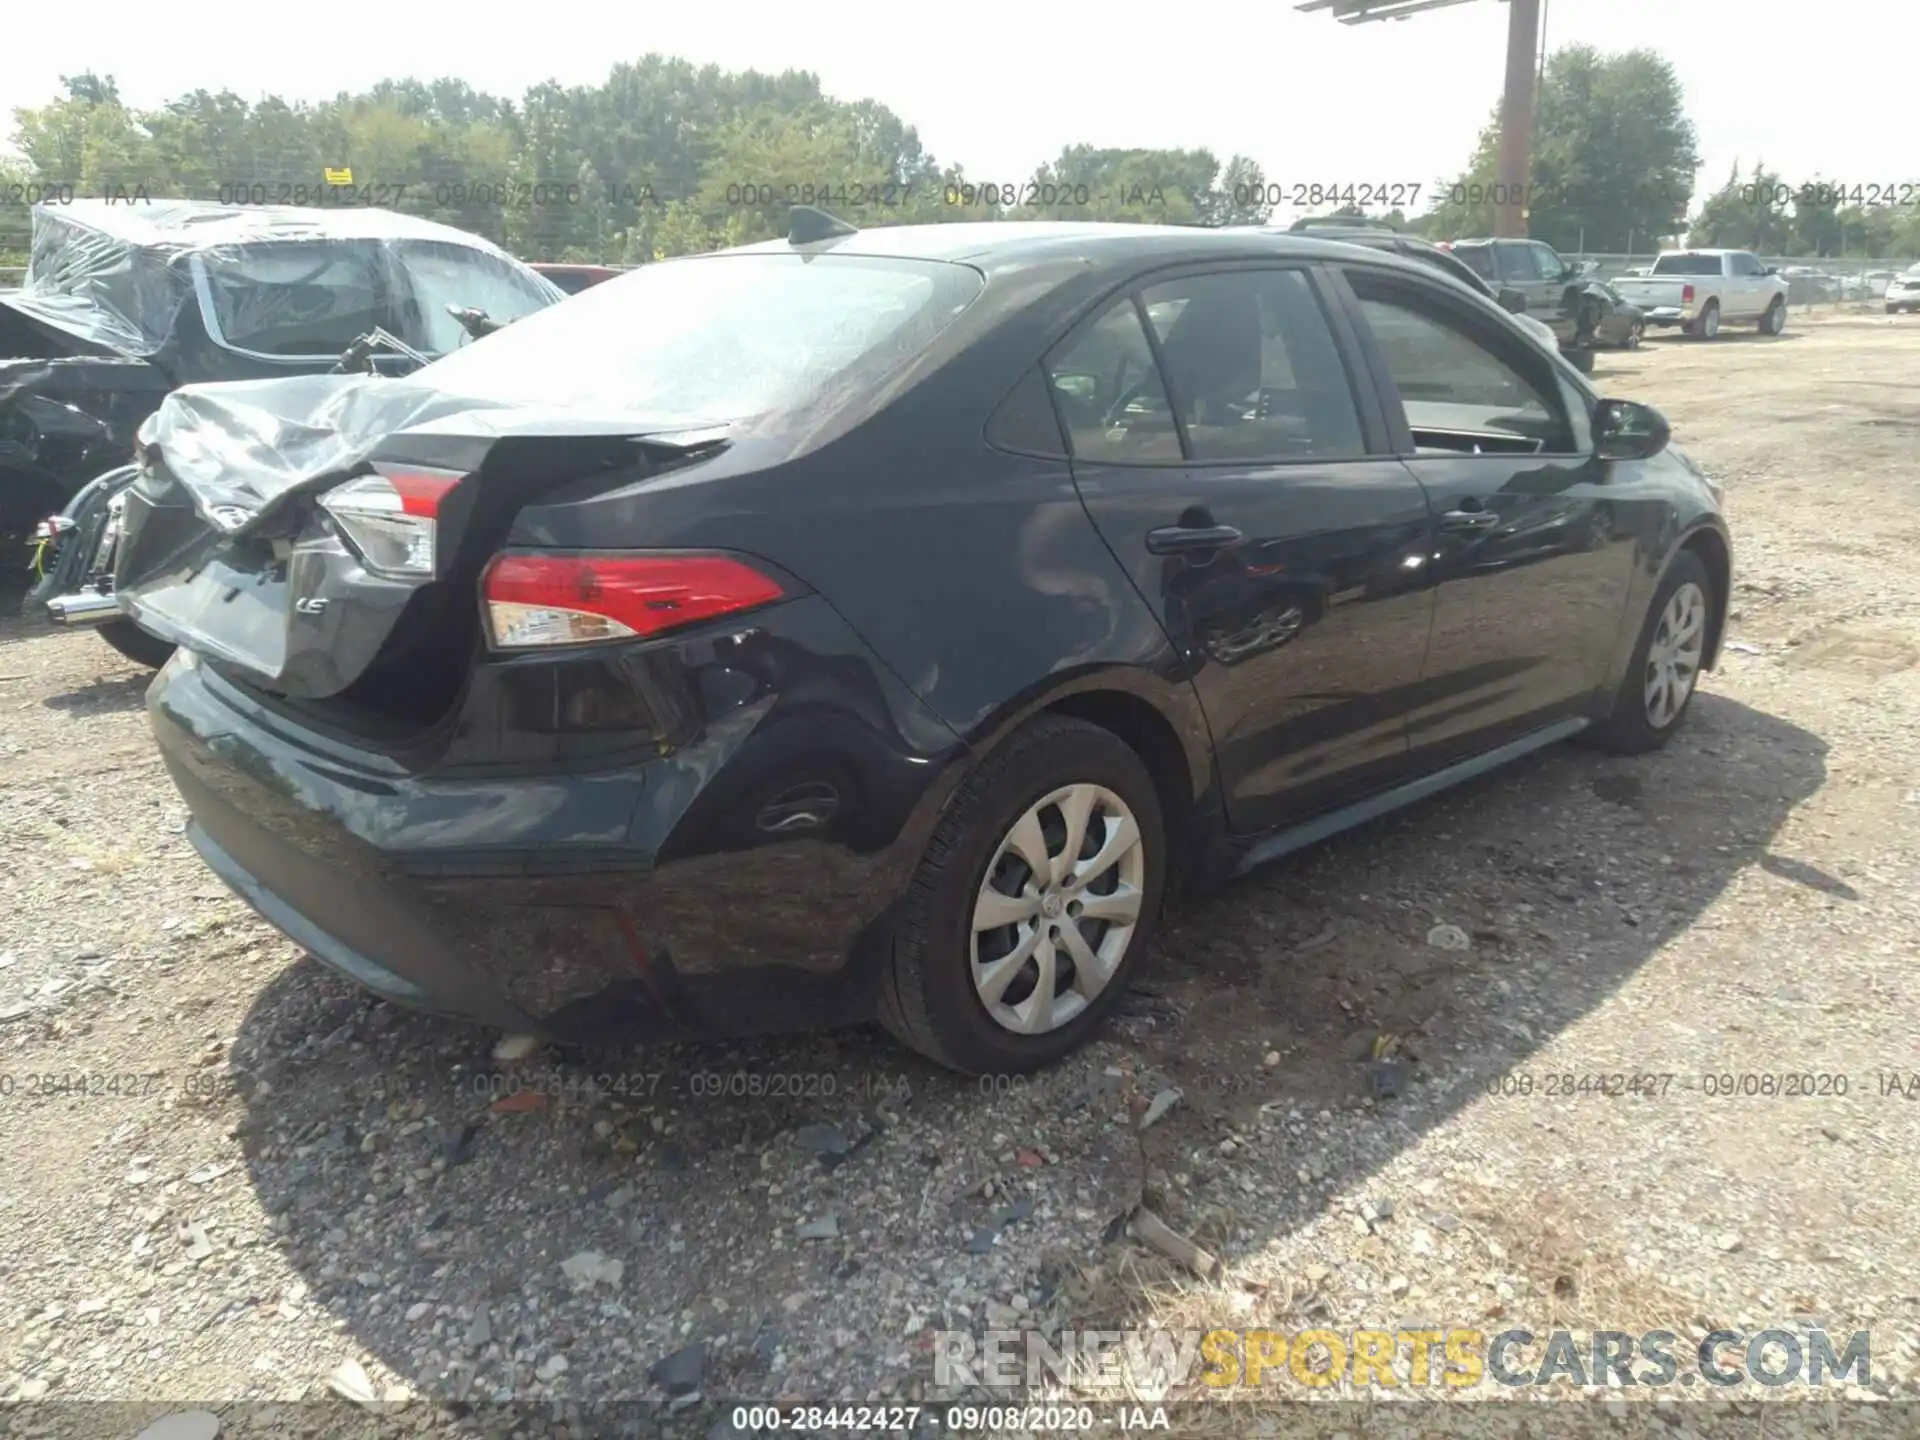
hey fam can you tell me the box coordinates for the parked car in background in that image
[1588,280,1647,349]
[1884,265,1920,314]
[1611,250,1790,339]
[125,211,1729,1074]
[530,262,624,295]
[1437,236,1613,367]
[12,200,563,663]
[1270,218,1574,366]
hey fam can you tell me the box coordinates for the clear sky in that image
[1,0,1909,212]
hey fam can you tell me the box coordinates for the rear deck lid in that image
[115,372,729,699]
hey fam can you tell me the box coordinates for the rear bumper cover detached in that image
[148,598,967,1045]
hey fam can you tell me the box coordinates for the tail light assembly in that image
[1681,284,1696,305]
[481,551,785,651]
[319,463,465,579]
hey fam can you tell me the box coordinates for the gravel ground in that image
[3,313,1919,1438]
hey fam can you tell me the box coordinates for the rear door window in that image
[1498,243,1542,282]
[1406,243,1492,296]
[1138,269,1365,462]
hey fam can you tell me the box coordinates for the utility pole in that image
[1297,0,1541,236]
[1495,0,1540,237]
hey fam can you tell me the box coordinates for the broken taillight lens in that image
[319,464,464,579]
[481,552,785,651]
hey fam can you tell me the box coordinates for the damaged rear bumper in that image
[146,599,967,1046]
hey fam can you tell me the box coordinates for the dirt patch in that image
[3,316,1919,1426]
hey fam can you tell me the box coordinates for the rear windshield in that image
[419,252,984,425]
[1651,254,1725,276]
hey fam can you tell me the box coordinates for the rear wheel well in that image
[1045,689,1195,852]
[1679,527,1731,668]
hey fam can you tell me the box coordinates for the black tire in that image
[1759,298,1786,335]
[97,619,176,669]
[878,714,1166,1075]
[1688,300,1720,340]
[1581,549,1713,756]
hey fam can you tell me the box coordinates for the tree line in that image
[3,50,1916,271]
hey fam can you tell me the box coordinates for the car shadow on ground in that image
[1645,330,1803,347]
[226,691,1824,1406]
[39,670,152,714]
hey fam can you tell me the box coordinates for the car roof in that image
[713,220,1451,278]
[1250,223,1436,250]
[27,198,513,255]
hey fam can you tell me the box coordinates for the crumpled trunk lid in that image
[115,373,728,711]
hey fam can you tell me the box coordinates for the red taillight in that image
[481,552,785,651]
[319,464,465,578]
[386,471,461,518]
[1682,284,1695,304]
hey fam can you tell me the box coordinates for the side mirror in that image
[1593,398,1670,461]
[1496,287,1528,314]
[1764,266,1779,276]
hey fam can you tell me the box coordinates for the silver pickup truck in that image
[1612,249,1790,339]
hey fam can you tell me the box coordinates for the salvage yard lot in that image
[3,315,1920,1425]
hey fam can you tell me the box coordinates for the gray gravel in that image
[2,315,1918,1436]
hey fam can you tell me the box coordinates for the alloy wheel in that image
[1626,321,1643,349]
[1644,581,1707,729]
[970,783,1145,1035]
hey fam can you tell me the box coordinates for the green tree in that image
[11,73,157,194]
[1019,146,1269,226]
[1789,177,1842,256]
[1417,45,1698,251]
[1688,162,1795,252]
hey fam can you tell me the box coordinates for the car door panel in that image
[1331,264,1645,765]
[1049,266,1437,837]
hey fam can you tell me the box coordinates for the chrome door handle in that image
[1145,523,1243,555]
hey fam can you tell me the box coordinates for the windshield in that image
[395,242,558,352]
[419,252,984,424]
[1651,254,1725,277]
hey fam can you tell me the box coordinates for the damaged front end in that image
[1,351,172,563]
